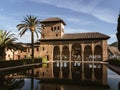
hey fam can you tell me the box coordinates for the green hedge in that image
[0,58,42,68]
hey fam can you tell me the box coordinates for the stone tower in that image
[40,17,66,39]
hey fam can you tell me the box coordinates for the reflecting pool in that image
[0,62,120,90]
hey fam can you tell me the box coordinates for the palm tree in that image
[0,30,23,60]
[16,15,42,62]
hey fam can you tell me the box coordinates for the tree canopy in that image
[116,14,120,51]
[0,30,23,60]
[16,15,42,62]
[16,15,42,38]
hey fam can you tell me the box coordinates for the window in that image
[18,55,20,60]
[43,47,45,51]
[54,27,56,30]
[36,47,39,51]
[57,26,60,30]
[51,27,53,31]
[24,55,26,58]
[8,54,10,57]
[56,34,58,37]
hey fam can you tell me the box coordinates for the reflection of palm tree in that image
[17,15,42,90]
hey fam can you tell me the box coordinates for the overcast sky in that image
[0,0,119,44]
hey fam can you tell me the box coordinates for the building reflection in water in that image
[34,62,108,90]
[0,62,108,90]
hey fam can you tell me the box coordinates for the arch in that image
[53,46,60,60]
[84,45,92,61]
[94,45,102,61]
[72,43,81,61]
[53,46,60,78]
[62,46,69,60]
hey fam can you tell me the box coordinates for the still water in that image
[0,62,120,90]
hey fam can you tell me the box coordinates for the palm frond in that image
[17,15,42,41]
[0,30,23,59]
[19,28,28,37]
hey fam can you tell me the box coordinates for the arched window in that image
[53,46,60,60]
[57,26,60,30]
[84,45,92,61]
[72,43,81,61]
[62,46,69,60]
[94,45,102,61]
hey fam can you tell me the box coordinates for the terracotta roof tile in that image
[40,17,66,25]
[62,32,110,39]
[40,32,110,41]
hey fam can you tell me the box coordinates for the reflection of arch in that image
[62,46,69,60]
[84,63,92,79]
[94,45,102,61]
[62,62,69,78]
[94,63,103,80]
[53,46,60,60]
[71,62,82,80]
[84,45,92,61]
[72,44,81,61]
[53,62,60,78]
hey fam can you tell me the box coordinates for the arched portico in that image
[62,46,69,60]
[84,45,92,61]
[53,46,60,78]
[53,46,60,60]
[72,44,81,61]
[94,45,102,61]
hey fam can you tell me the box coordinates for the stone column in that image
[81,44,85,80]
[51,45,54,78]
[81,44,84,62]
[60,44,63,78]
[69,43,72,79]
[69,44,72,61]
[91,43,95,62]
[102,40,108,61]
[60,45,63,61]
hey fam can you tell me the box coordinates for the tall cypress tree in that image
[116,14,120,51]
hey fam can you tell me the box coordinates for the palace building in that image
[6,17,110,62]
[6,17,110,81]
[39,17,110,62]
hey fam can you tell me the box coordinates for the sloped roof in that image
[40,32,110,41]
[40,17,66,25]
[108,46,120,55]
[62,32,110,39]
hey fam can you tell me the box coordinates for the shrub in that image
[108,58,120,67]
[0,58,42,68]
